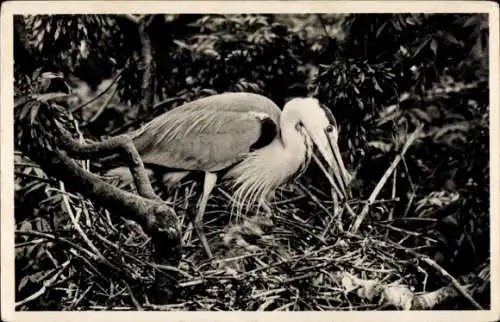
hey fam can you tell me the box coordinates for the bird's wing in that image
[131,93,281,172]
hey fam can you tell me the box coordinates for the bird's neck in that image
[222,109,312,218]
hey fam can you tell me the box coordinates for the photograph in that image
[1,1,499,320]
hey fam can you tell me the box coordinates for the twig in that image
[93,232,192,280]
[14,171,52,183]
[69,285,93,310]
[297,183,335,226]
[384,169,398,240]
[70,69,125,113]
[349,124,423,233]
[420,256,484,310]
[124,281,143,310]
[59,181,121,273]
[388,169,397,221]
[82,74,122,126]
[15,260,70,308]
[16,230,97,259]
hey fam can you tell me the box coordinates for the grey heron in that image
[114,92,351,258]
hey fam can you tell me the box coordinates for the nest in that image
[14,162,489,311]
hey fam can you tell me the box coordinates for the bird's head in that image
[284,97,352,200]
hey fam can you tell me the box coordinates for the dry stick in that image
[401,156,416,218]
[93,232,192,279]
[124,281,143,311]
[16,230,97,259]
[59,181,121,272]
[15,260,70,308]
[384,169,398,240]
[349,124,424,233]
[420,256,484,310]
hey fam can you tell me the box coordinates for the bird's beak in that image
[306,127,351,201]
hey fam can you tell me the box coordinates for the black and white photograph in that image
[1,1,499,320]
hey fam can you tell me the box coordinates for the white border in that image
[1,1,499,322]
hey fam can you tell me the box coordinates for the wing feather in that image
[131,93,281,172]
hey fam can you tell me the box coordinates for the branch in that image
[38,149,179,247]
[15,260,70,308]
[16,95,181,283]
[54,122,156,200]
[138,16,156,111]
[420,256,484,309]
[82,79,120,126]
[70,69,124,114]
[349,124,424,233]
[337,270,482,310]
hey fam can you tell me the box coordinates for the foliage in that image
[13,13,489,310]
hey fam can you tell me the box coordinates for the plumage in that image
[110,92,351,258]
[131,92,281,172]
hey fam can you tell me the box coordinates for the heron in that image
[110,92,351,258]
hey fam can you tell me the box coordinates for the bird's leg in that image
[195,172,217,259]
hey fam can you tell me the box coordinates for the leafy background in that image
[13,13,489,310]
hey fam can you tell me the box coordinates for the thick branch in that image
[54,122,156,200]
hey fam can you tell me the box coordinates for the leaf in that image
[19,100,36,121]
[336,75,342,86]
[367,141,393,153]
[36,29,45,43]
[203,48,219,58]
[408,108,432,123]
[442,32,463,46]
[392,19,401,31]
[412,37,431,57]
[430,38,438,55]
[33,18,43,29]
[19,220,33,233]
[173,39,191,50]
[79,40,89,59]
[433,122,469,139]
[373,78,383,93]
[375,22,387,38]
[18,276,31,291]
[36,92,70,103]
[356,97,364,110]
[54,25,61,40]
[463,15,478,28]
[29,102,41,125]
[405,16,417,26]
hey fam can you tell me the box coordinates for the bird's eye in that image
[295,122,303,131]
[325,124,335,133]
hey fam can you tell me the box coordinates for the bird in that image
[109,92,351,258]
